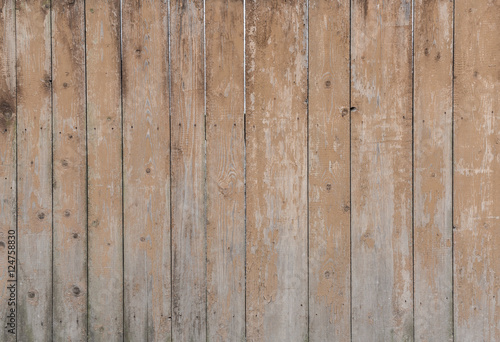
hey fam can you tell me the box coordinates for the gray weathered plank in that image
[206,0,245,341]
[351,0,414,340]
[454,0,500,340]
[52,0,87,340]
[413,0,453,340]
[245,0,308,340]
[308,0,351,340]
[170,1,206,341]
[122,0,171,340]
[86,0,123,340]
[16,0,53,340]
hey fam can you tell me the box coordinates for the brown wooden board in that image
[413,0,454,340]
[170,1,206,340]
[16,0,53,340]
[86,0,123,340]
[52,1,87,340]
[351,0,413,340]
[245,0,308,340]
[454,0,500,340]
[122,0,171,340]
[206,0,245,341]
[308,0,351,340]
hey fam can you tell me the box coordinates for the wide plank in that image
[52,0,87,340]
[122,0,171,340]
[454,0,500,340]
[86,0,123,340]
[245,0,308,340]
[16,0,53,340]
[351,0,413,340]
[206,0,245,341]
[308,0,350,340]
[170,1,206,340]
[413,0,453,341]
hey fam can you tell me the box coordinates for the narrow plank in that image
[52,1,87,340]
[16,0,53,340]
[413,0,453,341]
[308,0,350,339]
[122,0,171,340]
[454,0,500,340]
[86,0,123,340]
[245,0,308,340]
[0,0,16,341]
[350,0,413,340]
[205,0,245,341]
[170,0,206,340]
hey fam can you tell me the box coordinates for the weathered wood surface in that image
[86,0,123,340]
[1,1,500,340]
[122,0,171,341]
[52,1,87,340]
[206,0,245,341]
[0,1,16,341]
[246,0,308,340]
[170,1,206,341]
[16,0,53,340]
[454,0,500,341]
[351,0,414,341]
[414,0,453,341]
[308,0,350,340]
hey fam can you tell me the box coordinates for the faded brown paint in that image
[414,0,453,341]
[246,0,308,341]
[16,0,53,340]
[86,0,123,340]
[170,0,206,341]
[351,0,413,341]
[206,0,245,341]
[52,1,87,340]
[308,0,350,340]
[454,0,500,341]
[122,0,171,341]
[0,1,16,341]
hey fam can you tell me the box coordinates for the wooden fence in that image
[0,0,498,341]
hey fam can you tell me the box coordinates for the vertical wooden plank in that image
[170,0,206,340]
[308,0,350,340]
[0,1,16,341]
[122,0,171,341]
[454,1,500,340]
[52,0,87,340]
[16,0,52,340]
[413,0,453,341]
[246,0,308,340]
[205,0,245,341]
[86,0,123,340]
[350,0,413,340]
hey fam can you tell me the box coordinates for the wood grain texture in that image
[308,0,350,340]
[0,1,16,341]
[245,1,308,340]
[16,0,53,340]
[122,0,171,341]
[170,1,206,341]
[86,0,123,340]
[52,1,87,340]
[205,0,245,341]
[413,0,453,341]
[454,0,500,341]
[350,0,413,340]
